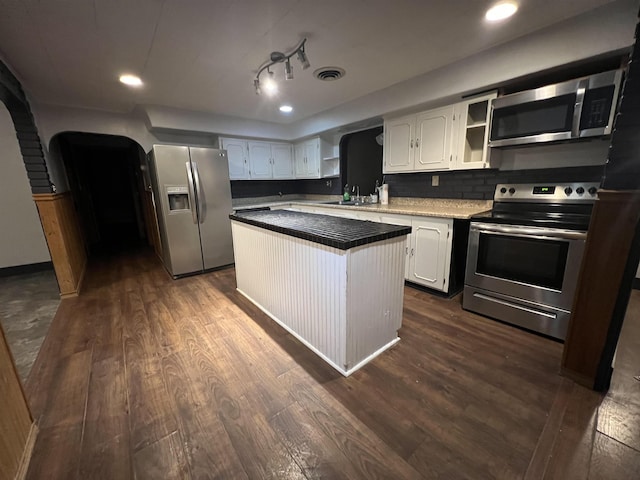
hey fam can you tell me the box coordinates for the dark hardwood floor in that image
[22,249,640,479]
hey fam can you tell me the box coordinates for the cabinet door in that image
[294,143,306,178]
[271,143,294,179]
[452,92,496,170]
[248,141,272,179]
[379,214,412,279]
[304,139,320,177]
[408,217,451,291]
[220,137,249,180]
[383,116,414,173]
[414,106,453,172]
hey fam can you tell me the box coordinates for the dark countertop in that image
[230,210,412,250]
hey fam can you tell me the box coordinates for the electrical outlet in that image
[326,180,332,187]
[432,175,439,187]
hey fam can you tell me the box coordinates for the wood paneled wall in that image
[562,191,640,387]
[0,322,36,480]
[32,192,87,298]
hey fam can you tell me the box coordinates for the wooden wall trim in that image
[14,424,38,480]
[562,190,640,388]
[0,322,34,480]
[32,192,87,297]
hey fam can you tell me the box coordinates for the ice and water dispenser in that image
[166,186,190,212]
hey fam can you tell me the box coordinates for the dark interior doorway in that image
[56,133,147,255]
[340,126,383,197]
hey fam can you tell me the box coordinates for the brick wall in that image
[231,177,342,198]
[0,60,53,194]
[385,165,605,200]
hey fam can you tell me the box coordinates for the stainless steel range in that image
[463,182,599,340]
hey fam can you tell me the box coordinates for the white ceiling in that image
[0,0,620,124]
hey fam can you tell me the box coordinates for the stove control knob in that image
[508,187,515,194]
[500,187,507,194]
[588,186,598,195]
[576,186,585,195]
[564,187,573,195]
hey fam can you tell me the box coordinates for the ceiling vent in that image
[314,67,345,81]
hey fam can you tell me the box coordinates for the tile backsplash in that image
[385,165,605,200]
[231,178,341,198]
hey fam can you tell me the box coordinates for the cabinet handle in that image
[410,140,414,148]
[410,248,414,257]
[405,246,408,255]
[416,138,419,148]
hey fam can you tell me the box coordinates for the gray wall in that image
[0,103,50,267]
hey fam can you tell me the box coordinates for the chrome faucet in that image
[352,185,360,202]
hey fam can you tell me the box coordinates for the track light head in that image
[297,47,310,70]
[285,59,293,80]
[262,70,277,95]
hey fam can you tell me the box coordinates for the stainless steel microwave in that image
[489,69,622,148]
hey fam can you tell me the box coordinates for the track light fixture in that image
[254,38,310,95]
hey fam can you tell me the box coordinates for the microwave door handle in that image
[572,78,588,138]
[185,161,198,224]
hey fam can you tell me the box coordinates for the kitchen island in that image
[229,209,411,376]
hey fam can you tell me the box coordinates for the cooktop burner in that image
[471,182,600,231]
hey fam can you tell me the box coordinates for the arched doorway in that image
[52,132,149,256]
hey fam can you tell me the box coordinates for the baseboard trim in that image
[60,258,87,299]
[15,422,38,480]
[0,261,53,278]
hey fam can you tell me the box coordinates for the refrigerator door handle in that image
[185,161,198,224]
[192,161,206,223]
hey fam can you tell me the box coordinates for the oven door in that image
[465,222,587,311]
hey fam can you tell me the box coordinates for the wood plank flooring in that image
[22,249,640,479]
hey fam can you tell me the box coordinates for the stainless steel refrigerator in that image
[148,145,234,278]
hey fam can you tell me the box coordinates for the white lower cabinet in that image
[408,217,452,291]
[297,206,454,292]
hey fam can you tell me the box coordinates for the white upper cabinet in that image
[294,137,335,179]
[220,136,336,180]
[271,143,294,179]
[219,137,249,180]
[383,95,495,174]
[248,141,273,179]
[384,115,414,172]
[244,140,294,180]
[294,138,320,178]
[383,106,453,173]
[451,92,497,170]
[414,106,454,171]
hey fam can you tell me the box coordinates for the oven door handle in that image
[471,222,588,240]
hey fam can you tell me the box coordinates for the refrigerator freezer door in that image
[151,145,204,276]
[189,147,235,269]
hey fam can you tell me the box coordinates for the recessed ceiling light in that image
[485,1,518,21]
[119,74,143,87]
[279,105,293,113]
